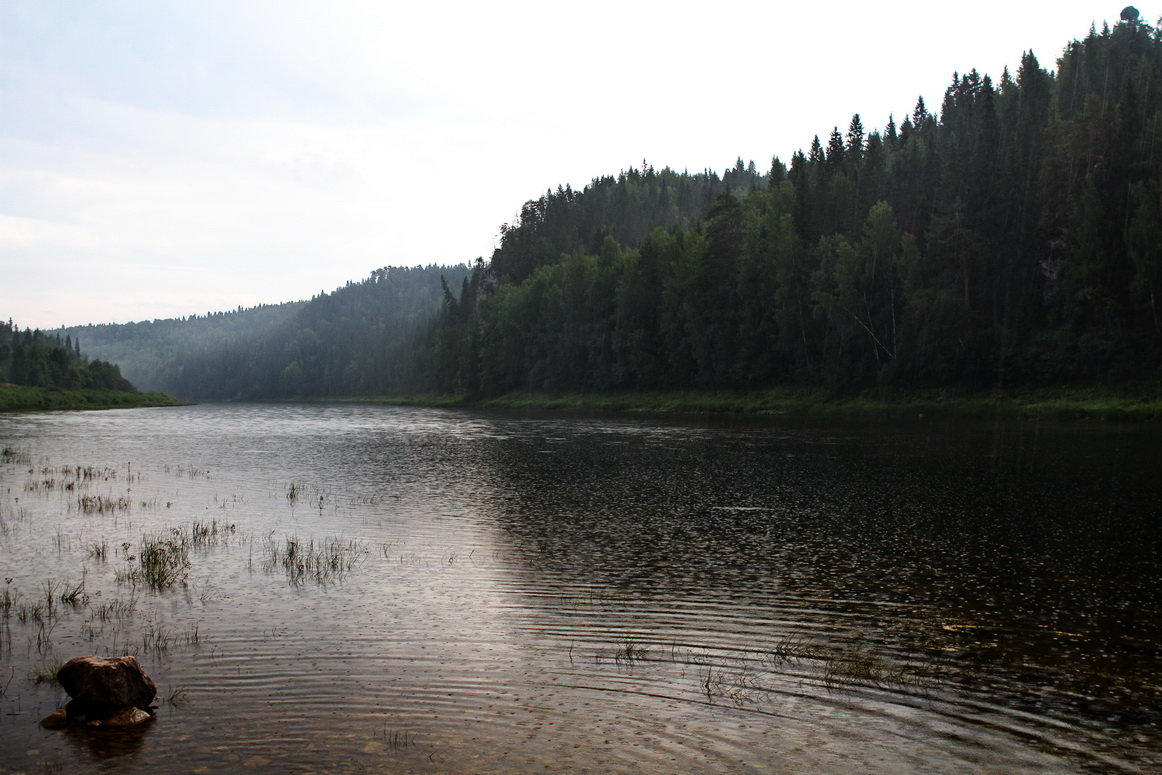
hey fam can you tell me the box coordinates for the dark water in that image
[0,404,1159,773]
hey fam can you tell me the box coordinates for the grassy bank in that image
[359,386,1162,422]
[0,385,185,413]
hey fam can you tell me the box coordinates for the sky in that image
[0,1,1148,329]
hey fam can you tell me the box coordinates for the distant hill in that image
[59,264,469,401]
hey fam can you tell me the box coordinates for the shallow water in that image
[0,404,1159,773]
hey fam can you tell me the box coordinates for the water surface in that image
[0,404,1158,772]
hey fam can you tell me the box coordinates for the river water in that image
[0,404,1158,773]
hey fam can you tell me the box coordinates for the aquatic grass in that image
[30,659,64,685]
[1,447,31,465]
[76,494,133,515]
[383,726,414,750]
[764,634,826,666]
[114,521,239,590]
[40,580,61,618]
[87,539,109,561]
[119,532,191,589]
[141,624,173,653]
[700,662,763,706]
[0,581,18,618]
[285,481,305,504]
[189,519,237,548]
[612,639,652,666]
[92,597,137,621]
[165,464,210,479]
[57,579,88,608]
[265,534,368,585]
[138,536,191,588]
[16,602,46,624]
[0,666,13,698]
[141,623,201,653]
[820,640,944,694]
[284,480,334,511]
[588,630,944,708]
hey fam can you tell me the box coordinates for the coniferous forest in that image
[0,320,134,392]
[428,19,1162,397]
[54,19,1162,403]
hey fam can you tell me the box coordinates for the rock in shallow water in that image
[57,655,157,710]
[40,655,157,729]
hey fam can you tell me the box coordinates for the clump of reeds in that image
[77,494,133,515]
[31,660,64,685]
[91,597,136,621]
[118,532,191,589]
[819,639,944,694]
[189,519,236,548]
[58,579,88,607]
[700,662,763,705]
[140,622,201,653]
[383,727,414,750]
[1,447,31,465]
[264,534,367,585]
[764,634,826,666]
[0,580,18,618]
[612,639,652,666]
[285,481,304,504]
[165,464,209,479]
[16,601,46,624]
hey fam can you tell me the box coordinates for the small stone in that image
[96,707,154,727]
[39,710,68,729]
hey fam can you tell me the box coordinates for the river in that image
[0,403,1158,772]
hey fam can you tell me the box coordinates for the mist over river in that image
[1,404,1159,773]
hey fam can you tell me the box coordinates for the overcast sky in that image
[0,1,1145,329]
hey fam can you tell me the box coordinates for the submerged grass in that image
[117,533,191,589]
[30,660,64,685]
[593,631,947,707]
[77,495,133,515]
[265,534,368,585]
[114,521,239,590]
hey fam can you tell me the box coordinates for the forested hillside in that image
[62,264,469,401]
[55,18,1161,404]
[0,320,135,392]
[427,18,1162,396]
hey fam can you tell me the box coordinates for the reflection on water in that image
[0,404,1159,773]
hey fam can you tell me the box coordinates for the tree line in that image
[52,18,1162,402]
[0,320,135,391]
[426,18,1162,396]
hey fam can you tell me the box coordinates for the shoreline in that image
[319,386,1162,422]
[0,385,185,413]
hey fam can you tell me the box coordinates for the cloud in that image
[0,0,1118,327]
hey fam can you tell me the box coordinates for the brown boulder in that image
[56,656,157,710]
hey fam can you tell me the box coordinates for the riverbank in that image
[0,385,184,412]
[361,385,1162,422]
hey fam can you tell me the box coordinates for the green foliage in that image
[0,385,179,412]
[0,320,138,394]
[425,19,1162,397]
[36,20,1162,403]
